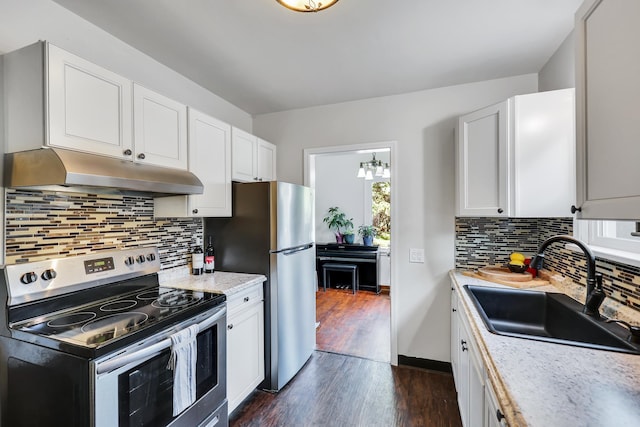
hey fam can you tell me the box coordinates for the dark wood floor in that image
[230,351,462,427]
[316,288,391,363]
[230,289,461,426]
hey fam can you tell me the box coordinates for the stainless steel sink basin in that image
[464,285,640,354]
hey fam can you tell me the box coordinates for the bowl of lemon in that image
[507,252,527,273]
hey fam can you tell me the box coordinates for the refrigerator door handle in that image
[272,243,314,256]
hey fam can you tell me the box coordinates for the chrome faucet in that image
[530,235,605,318]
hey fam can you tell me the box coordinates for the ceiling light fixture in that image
[276,0,339,13]
[357,153,390,181]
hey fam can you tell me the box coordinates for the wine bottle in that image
[204,235,215,273]
[192,237,204,275]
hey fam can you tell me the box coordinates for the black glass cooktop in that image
[16,287,225,349]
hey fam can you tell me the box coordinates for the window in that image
[372,181,390,247]
[575,219,640,266]
[364,179,390,247]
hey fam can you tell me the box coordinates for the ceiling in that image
[51,0,584,116]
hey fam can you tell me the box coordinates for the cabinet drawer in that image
[227,284,264,314]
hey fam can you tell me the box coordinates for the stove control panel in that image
[84,257,115,274]
[4,247,161,306]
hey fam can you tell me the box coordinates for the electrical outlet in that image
[409,248,425,263]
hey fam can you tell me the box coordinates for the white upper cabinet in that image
[47,44,133,157]
[257,138,277,182]
[457,101,508,217]
[456,89,575,217]
[231,127,277,182]
[231,127,257,182]
[4,42,189,171]
[154,109,232,217]
[575,0,640,220]
[133,84,188,170]
[4,42,133,157]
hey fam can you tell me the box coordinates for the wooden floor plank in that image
[230,351,462,427]
[315,288,391,362]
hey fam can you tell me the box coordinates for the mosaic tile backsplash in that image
[456,217,640,311]
[5,189,202,269]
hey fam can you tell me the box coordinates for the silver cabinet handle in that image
[202,415,219,427]
[228,324,233,330]
[137,153,146,160]
[123,149,132,156]
[244,296,250,302]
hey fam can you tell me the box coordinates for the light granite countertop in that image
[450,269,640,427]
[158,266,266,297]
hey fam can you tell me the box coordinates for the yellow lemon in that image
[510,252,525,262]
[509,260,525,266]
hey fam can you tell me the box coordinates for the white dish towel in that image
[168,324,200,416]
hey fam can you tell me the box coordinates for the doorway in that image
[304,142,397,365]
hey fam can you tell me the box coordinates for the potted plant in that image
[322,207,352,243]
[342,218,355,244]
[358,225,377,246]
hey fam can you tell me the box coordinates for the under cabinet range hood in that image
[4,148,204,196]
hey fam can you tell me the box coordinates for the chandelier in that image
[357,153,390,180]
[276,0,339,12]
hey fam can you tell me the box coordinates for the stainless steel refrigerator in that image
[204,181,316,392]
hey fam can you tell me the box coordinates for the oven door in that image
[92,304,227,427]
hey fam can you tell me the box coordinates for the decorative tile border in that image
[5,189,202,269]
[456,217,640,312]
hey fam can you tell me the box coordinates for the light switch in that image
[409,248,425,263]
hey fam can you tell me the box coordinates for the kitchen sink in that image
[464,285,640,355]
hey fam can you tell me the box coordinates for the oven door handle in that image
[96,305,226,375]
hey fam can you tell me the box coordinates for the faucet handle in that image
[583,275,606,318]
[595,272,603,288]
[605,319,640,344]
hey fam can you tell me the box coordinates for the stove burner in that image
[100,300,137,312]
[152,291,197,308]
[137,290,160,300]
[47,312,97,328]
[81,312,149,344]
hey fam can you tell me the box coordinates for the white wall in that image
[315,151,390,243]
[539,31,575,92]
[254,74,539,362]
[0,0,252,131]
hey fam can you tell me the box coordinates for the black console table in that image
[316,243,380,294]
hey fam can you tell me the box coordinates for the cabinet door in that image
[133,84,187,170]
[485,380,507,427]
[457,101,508,217]
[187,109,232,217]
[457,317,471,427]
[575,0,640,219]
[468,341,485,427]
[47,44,132,158]
[257,138,276,181]
[512,90,575,217]
[231,127,257,182]
[227,302,265,414]
[451,287,460,387]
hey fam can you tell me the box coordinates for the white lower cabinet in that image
[485,380,507,427]
[226,283,265,414]
[451,285,507,427]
